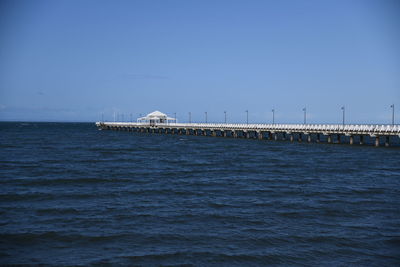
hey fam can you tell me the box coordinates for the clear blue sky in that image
[0,0,399,123]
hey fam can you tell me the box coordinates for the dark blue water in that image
[1,122,399,266]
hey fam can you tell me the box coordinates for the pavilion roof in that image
[138,110,176,121]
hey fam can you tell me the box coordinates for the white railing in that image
[96,122,400,135]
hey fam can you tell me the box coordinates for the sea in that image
[1,122,399,266]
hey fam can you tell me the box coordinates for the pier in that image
[96,110,399,147]
[96,122,400,147]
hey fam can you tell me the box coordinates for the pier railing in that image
[95,122,400,146]
[96,122,400,135]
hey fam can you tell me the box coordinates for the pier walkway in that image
[96,122,400,147]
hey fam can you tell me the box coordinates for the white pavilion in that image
[137,111,177,125]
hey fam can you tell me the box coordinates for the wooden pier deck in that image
[96,122,400,147]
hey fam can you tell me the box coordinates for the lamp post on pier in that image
[303,107,307,124]
[205,112,208,123]
[130,113,132,122]
[391,104,395,126]
[341,106,345,126]
[174,112,176,123]
[272,109,275,124]
[189,112,191,123]
[224,111,227,123]
[246,110,248,124]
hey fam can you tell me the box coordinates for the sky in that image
[0,0,399,124]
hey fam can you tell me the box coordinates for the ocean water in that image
[1,122,399,266]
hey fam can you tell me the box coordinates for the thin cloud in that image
[121,74,169,80]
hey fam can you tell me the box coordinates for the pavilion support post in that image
[212,131,217,137]
[360,135,364,145]
[349,136,354,145]
[290,134,294,142]
[307,135,311,143]
[298,133,302,142]
[268,132,273,140]
[233,131,238,138]
[258,131,263,140]
[274,133,278,141]
[385,136,390,147]
[327,135,332,144]
[375,136,380,147]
